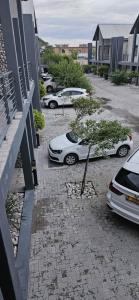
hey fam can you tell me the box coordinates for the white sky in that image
[33,0,139,45]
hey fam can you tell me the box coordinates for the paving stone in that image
[28,97,139,300]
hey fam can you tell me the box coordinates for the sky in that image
[33,0,139,46]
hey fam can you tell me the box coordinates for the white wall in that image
[22,0,35,23]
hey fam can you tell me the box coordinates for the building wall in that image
[22,0,35,23]
[127,34,139,63]
[53,45,88,56]
[0,24,7,72]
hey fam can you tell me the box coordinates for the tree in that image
[49,59,93,92]
[39,81,46,98]
[33,109,45,131]
[71,99,131,195]
[71,97,100,121]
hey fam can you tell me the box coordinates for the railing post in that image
[2,76,11,124]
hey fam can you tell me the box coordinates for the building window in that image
[134,45,138,57]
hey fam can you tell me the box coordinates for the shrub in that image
[33,109,45,131]
[91,65,97,75]
[98,65,109,78]
[82,64,92,74]
[126,70,139,83]
[39,81,46,98]
[110,70,128,85]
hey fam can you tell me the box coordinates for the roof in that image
[93,24,132,41]
[124,148,139,174]
[130,15,139,34]
[63,87,86,92]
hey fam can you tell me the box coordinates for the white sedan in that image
[48,131,133,165]
[43,87,89,109]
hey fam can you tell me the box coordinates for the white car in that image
[107,148,139,224]
[48,131,133,165]
[43,76,56,93]
[43,87,89,109]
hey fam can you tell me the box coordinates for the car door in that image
[76,140,96,160]
[60,91,72,105]
[71,90,84,101]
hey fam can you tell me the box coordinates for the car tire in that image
[47,85,53,93]
[64,153,78,165]
[117,145,129,157]
[48,101,58,109]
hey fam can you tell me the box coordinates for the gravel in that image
[6,192,24,256]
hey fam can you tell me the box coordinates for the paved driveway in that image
[28,78,139,300]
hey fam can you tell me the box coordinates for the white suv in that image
[107,148,139,224]
[43,87,89,109]
[43,76,56,93]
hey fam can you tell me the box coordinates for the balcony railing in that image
[0,71,16,146]
[122,54,128,62]
[19,66,26,99]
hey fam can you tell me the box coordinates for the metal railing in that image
[19,66,26,99]
[27,61,33,81]
[122,54,128,62]
[0,71,16,146]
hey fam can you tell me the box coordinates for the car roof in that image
[123,148,139,174]
[62,87,86,92]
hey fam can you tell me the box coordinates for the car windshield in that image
[115,168,139,193]
[66,131,79,143]
[56,91,62,96]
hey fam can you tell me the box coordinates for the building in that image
[0,0,40,299]
[119,15,139,71]
[92,24,132,71]
[53,44,89,56]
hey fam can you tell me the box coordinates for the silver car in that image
[107,148,139,224]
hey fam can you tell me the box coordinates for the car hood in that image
[49,134,76,150]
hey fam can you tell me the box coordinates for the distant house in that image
[92,24,132,70]
[119,15,139,70]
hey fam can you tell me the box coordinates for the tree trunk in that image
[81,144,92,196]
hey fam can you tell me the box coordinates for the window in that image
[71,91,83,96]
[134,45,138,57]
[66,132,79,143]
[61,91,71,96]
[115,168,139,193]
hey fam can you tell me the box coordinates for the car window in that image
[61,91,71,96]
[115,168,139,193]
[66,132,79,143]
[71,91,83,96]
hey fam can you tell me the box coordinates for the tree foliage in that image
[49,60,92,92]
[72,97,100,120]
[33,109,45,131]
[71,119,131,152]
[39,80,46,98]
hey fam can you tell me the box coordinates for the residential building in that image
[53,44,89,56]
[119,15,139,70]
[92,24,132,70]
[0,0,40,299]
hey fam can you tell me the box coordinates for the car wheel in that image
[64,153,78,165]
[48,101,58,109]
[117,145,129,157]
[47,85,53,93]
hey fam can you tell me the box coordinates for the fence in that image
[0,71,16,146]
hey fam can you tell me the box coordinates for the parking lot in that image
[28,76,139,300]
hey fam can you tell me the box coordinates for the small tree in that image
[71,117,131,195]
[72,97,100,121]
[33,109,45,131]
[39,81,46,98]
